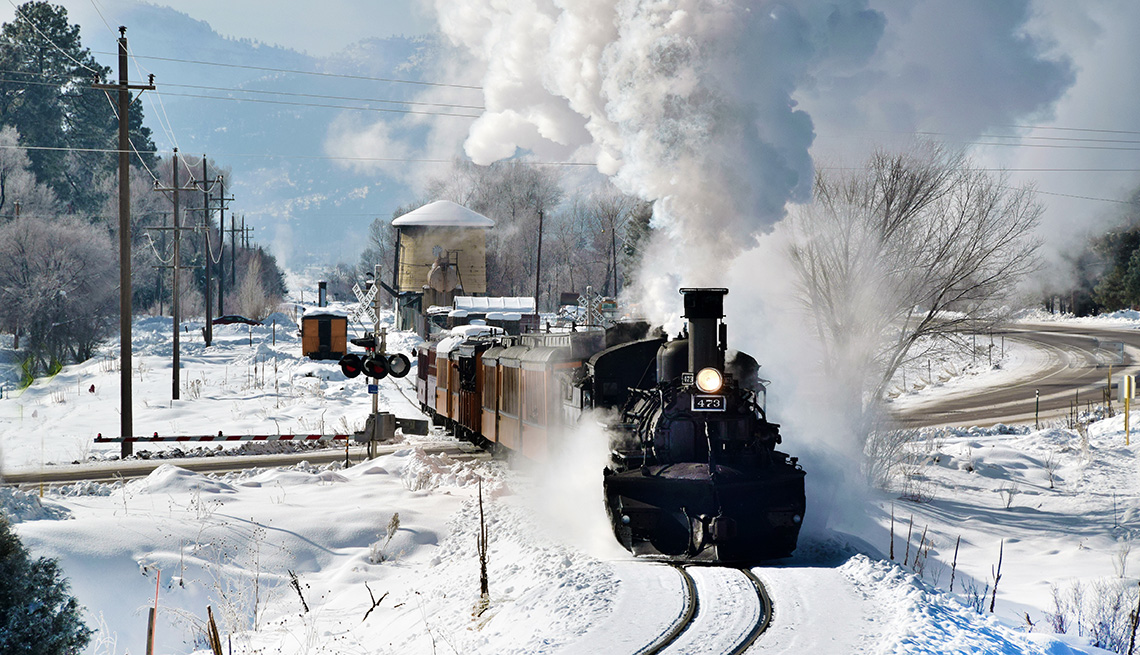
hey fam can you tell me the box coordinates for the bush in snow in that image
[0,515,91,654]
[369,512,401,563]
[1047,579,1140,653]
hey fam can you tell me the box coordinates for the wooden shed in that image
[301,310,348,360]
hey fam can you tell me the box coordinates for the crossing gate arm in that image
[93,433,354,444]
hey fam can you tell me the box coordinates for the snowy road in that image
[893,323,1140,428]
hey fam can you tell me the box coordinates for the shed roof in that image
[391,200,495,228]
[301,308,349,319]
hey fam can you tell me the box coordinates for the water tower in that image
[392,200,495,321]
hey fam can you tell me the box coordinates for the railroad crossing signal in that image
[351,282,378,324]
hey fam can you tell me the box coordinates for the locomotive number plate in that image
[692,395,725,411]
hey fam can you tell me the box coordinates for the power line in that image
[0,142,597,166]
[822,132,1140,152]
[128,42,182,153]
[149,89,481,118]
[0,74,482,118]
[1001,123,1140,137]
[910,130,1140,146]
[0,68,485,111]
[87,0,118,37]
[1027,188,1139,206]
[6,0,102,75]
[91,50,483,91]
[160,81,485,111]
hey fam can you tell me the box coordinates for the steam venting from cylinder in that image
[681,288,728,374]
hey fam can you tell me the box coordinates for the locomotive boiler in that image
[412,287,806,563]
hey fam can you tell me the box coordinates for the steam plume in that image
[430,0,891,319]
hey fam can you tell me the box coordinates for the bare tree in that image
[787,144,1042,440]
[234,255,272,320]
[425,159,563,300]
[0,213,117,372]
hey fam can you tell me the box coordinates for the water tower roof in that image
[391,200,495,228]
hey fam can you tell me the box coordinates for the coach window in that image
[501,367,520,416]
[524,370,545,425]
[483,365,496,410]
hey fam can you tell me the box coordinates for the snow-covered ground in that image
[4,308,1140,653]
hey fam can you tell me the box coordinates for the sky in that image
[1,1,1138,281]
[5,0,434,55]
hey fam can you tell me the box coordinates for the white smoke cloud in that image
[428,0,880,321]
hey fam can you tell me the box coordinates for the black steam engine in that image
[412,287,806,563]
[587,289,806,562]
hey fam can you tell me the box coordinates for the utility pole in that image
[194,155,216,346]
[215,176,232,317]
[230,214,236,287]
[156,213,167,316]
[154,148,197,401]
[534,209,544,313]
[611,223,618,297]
[92,26,154,458]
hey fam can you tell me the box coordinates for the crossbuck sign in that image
[351,283,378,325]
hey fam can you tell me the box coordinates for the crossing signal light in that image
[387,353,411,378]
[339,353,363,379]
[363,356,389,379]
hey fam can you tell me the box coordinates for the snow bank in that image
[0,486,69,523]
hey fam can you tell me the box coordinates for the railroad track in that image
[641,564,771,655]
[0,440,486,489]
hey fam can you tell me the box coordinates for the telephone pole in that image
[230,215,236,286]
[154,148,197,401]
[215,176,233,317]
[534,209,544,312]
[191,156,219,346]
[93,26,154,458]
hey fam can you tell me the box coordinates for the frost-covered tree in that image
[787,144,1042,443]
[0,515,91,654]
[0,213,117,372]
[425,159,563,301]
[0,126,56,222]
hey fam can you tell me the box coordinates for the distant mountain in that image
[89,3,443,269]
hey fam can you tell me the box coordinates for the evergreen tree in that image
[0,2,156,215]
[0,515,91,654]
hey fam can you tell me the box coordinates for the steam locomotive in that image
[411,287,806,562]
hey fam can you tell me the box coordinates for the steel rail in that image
[638,564,772,655]
[638,563,698,655]
[729,568,772,655]
[0,441,484,488]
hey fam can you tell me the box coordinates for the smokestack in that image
[318,281,327,308]
[681,288,727,374]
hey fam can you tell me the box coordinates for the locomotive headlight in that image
[695,367,723,393]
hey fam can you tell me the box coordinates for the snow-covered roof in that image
[301,308,349,319]
[486,312,523,321]
[453,296,536,313]
[391,200,495,228]
[434,324,505,355]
